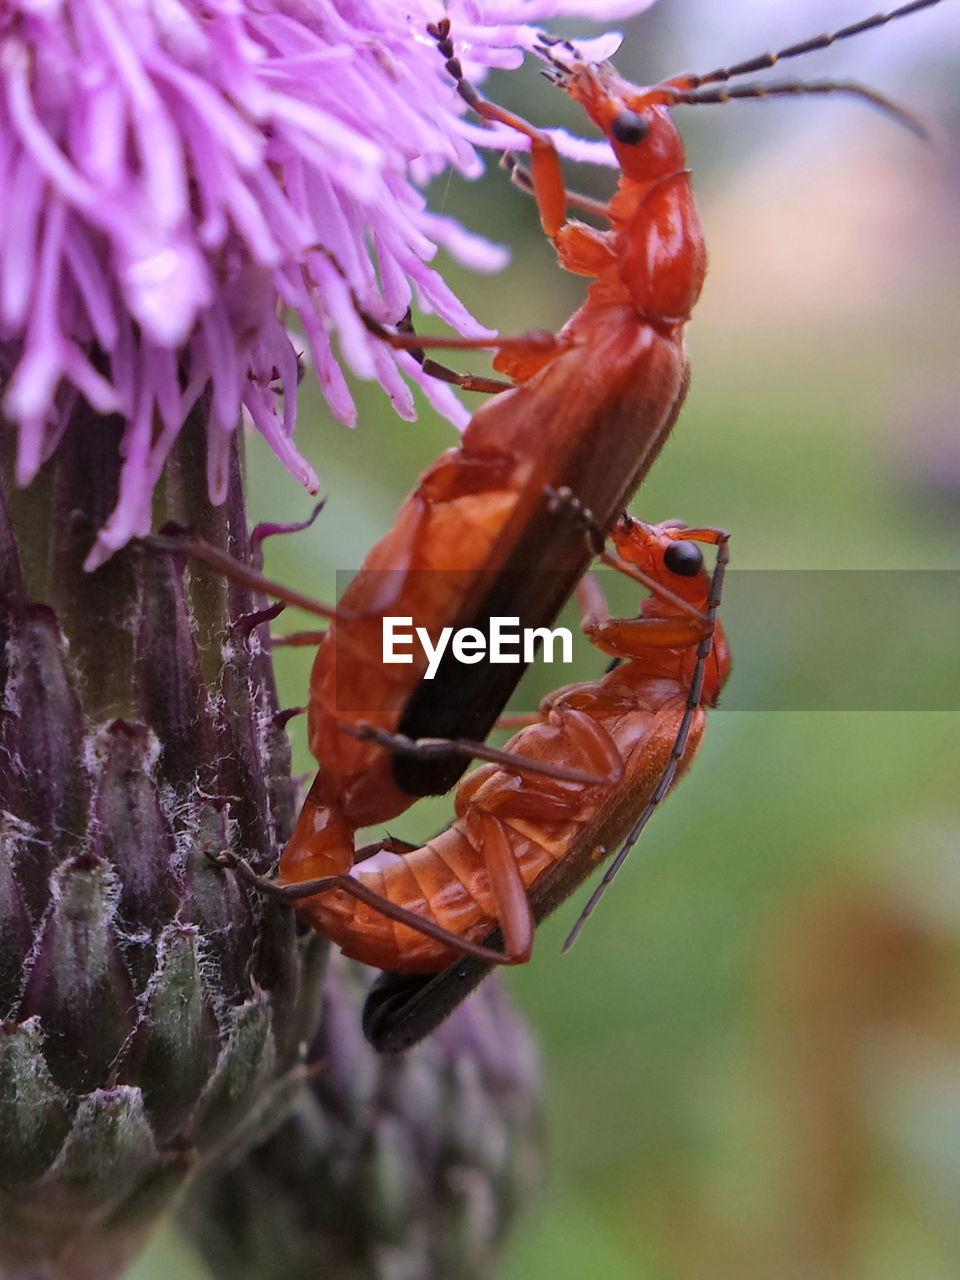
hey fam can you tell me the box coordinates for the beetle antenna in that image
[668,1,944,89]
[562,532,729,952]
[663,78,927,139]
[649,1,944,138]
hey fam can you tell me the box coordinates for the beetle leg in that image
[142,525,336,621]
[212,843,518,965]
[475,814,534,963]
[268,629,328,648]
[357,304,561,366]
[502,151,610,221]
[343,721,617,787]
[392,310,512,394]
[429,19,568,237]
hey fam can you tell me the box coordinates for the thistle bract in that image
[0,408,328,1279]
[182,959,543,1280]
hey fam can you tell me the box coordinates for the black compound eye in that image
[610,110,648,145]
[664,541,703,577]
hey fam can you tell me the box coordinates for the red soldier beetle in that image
[220,517,729,1010]
[155,15,714,841]
[172,4,937,837]
[293,1,942,835]
[182,4,943,1045]
[291,33,713,839]
[359,518,729,1053]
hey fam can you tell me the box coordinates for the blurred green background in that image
[133,2,960,1276]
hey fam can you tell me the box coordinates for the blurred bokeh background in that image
[132,1,960,1276]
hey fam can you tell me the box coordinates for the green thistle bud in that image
[0,408,325,1280]
[182,958,544,1280]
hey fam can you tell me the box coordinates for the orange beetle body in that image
[280,517,730,974]
[298,50,707,844]
[264,5,948,1047]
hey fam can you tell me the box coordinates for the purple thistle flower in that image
[0,0,656,570]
